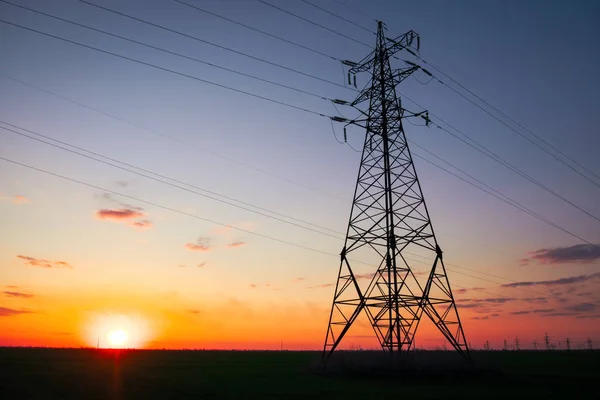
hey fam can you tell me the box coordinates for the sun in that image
[107,329,128,348]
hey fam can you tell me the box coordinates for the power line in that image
[1,120,561,294]
[76,0,351,91]
[416,54,600,184]
[0,73,348,204]
[332,0,600,186]
[0,19,328,118]
[3,3,589,298]
[257,0,371,48]
[298,0,375,35]
[432,118,600,225]
[312,1,600,221]
[0,121,342,238]
[398,91,600,225]
[0,155,341,257]
[410,141,593,245]
[171,0,340,61]
[411,149,593,245]
[427,68,600,189]
[1,0,334,101]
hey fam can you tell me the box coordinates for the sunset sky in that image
[1,0,599,351]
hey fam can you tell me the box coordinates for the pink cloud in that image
[96,208,143,220]
[17,255,73,269]
[185,243,210,252]
[13,195,31,204]
[95,208,152,229]
[249,284,257,289]
[228,241,246,248]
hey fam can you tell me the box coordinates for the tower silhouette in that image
[322,22,468,361]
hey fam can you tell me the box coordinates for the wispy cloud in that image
[185,237,211,252]
[227,241,246,248]
[249,284,257,289]
[521,244,600,265]
[95,208,152,229]
[565,303,596,312]
[187,309,202,315]
[17,255,73,269]
[3,291,33,298]
[197,262,206,268]
[0,307,35,317]
[502,272,600,288]
[308,283,334,289]
[293,277,305,283]
[12,195,31,204]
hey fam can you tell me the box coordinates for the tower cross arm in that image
[385,30,420,56]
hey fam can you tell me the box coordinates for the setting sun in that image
[107,329,128,347]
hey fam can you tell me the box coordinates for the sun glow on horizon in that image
[84,312,153,349]
[107,329,128,348]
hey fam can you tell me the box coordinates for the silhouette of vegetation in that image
[0,348,598,399]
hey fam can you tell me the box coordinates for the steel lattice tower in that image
[323,22,469,361]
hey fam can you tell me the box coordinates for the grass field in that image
[0,348,598,399]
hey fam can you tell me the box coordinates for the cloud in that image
[541,312,572,317]
[5,285,18,289]
[95,208,152,229]
[531,308,553,313]
[308,283,334,289]
[565,303,596,312]
[197,262,206,268]
[228,241,246,248]
[471,316,489,320]
[185,237,211,252]
[3,291,33,299]
[0,307,34,317]
[187,309,201,315]
[115,181,129,188]
[523,244,600,265]
[502,272,600,288]
[522,297,548,304]
[17,255,73,269]
[130,220,153,229]
[249,284,257,289]
[96,208,143,220]
[177,264,186,268]
[12,195,31,204]
[293,277,305,283]
[511,310,530,315]
[461,297,516,304]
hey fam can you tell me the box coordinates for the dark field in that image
[1,348,598,399]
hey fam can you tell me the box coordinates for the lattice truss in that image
[323,22,469,360]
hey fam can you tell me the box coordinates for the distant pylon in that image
[514,337,520,351]
[503,339,508,351]
[322,21,469,362]
[588,338,593,350]
[533,340,537,350]
[565,338,571,351]
[544,332,551,350]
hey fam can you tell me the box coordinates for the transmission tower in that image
[588,337,593,350]
[322,21,469,362]
[514,337,520,351]
[544,332,551,350]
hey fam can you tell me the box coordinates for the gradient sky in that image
[1,0,599,350]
